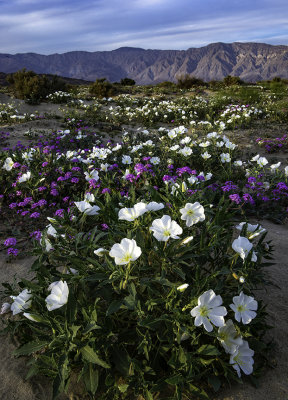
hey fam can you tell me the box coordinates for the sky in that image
[0,0,287,54]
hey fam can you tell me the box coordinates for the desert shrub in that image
[7,69,67,104]
[176,75,206,89]
[222,76,244,87]
[120,78,136,86]
[89,78,118,98]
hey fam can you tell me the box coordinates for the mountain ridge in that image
[1,42,288,84]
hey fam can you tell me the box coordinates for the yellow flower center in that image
[199,305,209,317]
[121,252,132,263]
[236,304,247,312]
[163,230,171,237]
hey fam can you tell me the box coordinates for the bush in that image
[7,69,67,104]
[120,78,136,86]
[176,75,205,89]
[222,76,244,87]
[89,78,118,98]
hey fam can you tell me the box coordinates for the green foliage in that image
[222,75,244,87]
[176,74,206,89]
[120,78,136,86]
[89,78,118,98]
[7,69,67,104]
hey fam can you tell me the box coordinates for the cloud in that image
[0,0,287,54]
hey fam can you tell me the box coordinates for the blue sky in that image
[0,0,287,54]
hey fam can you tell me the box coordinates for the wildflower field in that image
[0,81,288,400]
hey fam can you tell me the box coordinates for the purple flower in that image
[102,188,111,194]
[101,223,109,231]
[229,194,241,204]
[38,186,47,192]
[13,162,21,168]
[71,177,79,183]
[50,189,59,196]
[55,209,65,218]
[63,196,70,202]
[242,193,255,205]
[7,247,19,256]
[4,237,17,246]
[30,231,42,241]
[9,203,17,209]
[42,161,49,167]
[30,212,41,218]
[21,211,30,216]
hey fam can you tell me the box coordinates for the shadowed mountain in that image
[1,42,288,84]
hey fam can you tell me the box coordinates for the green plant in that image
[89,78,118,98]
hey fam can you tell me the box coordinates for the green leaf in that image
[208,375,221,392]
[13,340,48,356]
[113,347,134,376]
[52,354,70,399]
[188,384,209,400]
[106,300,123,316]
[81,345,110,369]
[165,374,183,385]
[83,364,99,395]
[66,289,77,323]
[82,321,102,335]
[118,383,129,393]
[197,344,220,356]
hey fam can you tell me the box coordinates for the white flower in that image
[179,146,193,157]
[177,283,189,292]
[220,153,231,163]
[2,157,14,171]
[270,162,281,172]
[84,193,95,203]
[18,171,31,183]
[181,236,194,245]
[180,202,205,227]
[251,154,259,162]
[74,201,100,215]
[257,157,268,167]
[168,129,178,139]
[94,248,107,256]
[150,215,183,242]
[45,281,69,311]
[217,319,243,354]
[232,236,253,260]
[230,291,258,324]
[285,166,288,176]
[84,169,99,182]
[190,289,227,332]
[150,157,160,165]
[109,238,142,265]
[10,289,32,315]
[199,141,210,148]
[235,222,266,239]
[146,201,164,211]
[118,202,147,221]
[170,144,180,151]
[47,224,58,238]
[230,340,254,377]
[234,160,243,167]
[1,302,11,314]
[201,151,211,160]
[122,155,132,164]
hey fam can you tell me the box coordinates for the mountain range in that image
[1,42,288,84]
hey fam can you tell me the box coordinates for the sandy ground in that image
[0,220,287,400]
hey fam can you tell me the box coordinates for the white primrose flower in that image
[235,222,266,239]
[170,144,180,151]
[84,192,95,203]
[234,160,243,167]
[84,169,99,182]
[146,201,165,211]
[74,201,100,215]
[181,236,194,245]
[168,129,178,139]
[285,166,288,176]
[47,224,58,238]
[257,157,268,167]
[94,248,107,256]
[177,283,189,292]
[1,302,11,314]
[201,151,211,160]
[179,146,193,157]
[109,238,141,265]
[122,155,132,164]
[100,163,110,172]
[18,171,31,183]
[45,281,69,311]
[230,291,258,324]
[180,202,205,227]
[217,319,243,354]
[2,157,14,171]
[270,162,281,172]
[150,157,160,165]
[229,340,254,377]
[10,289,32,315]
[190,289,227,332]
[150,215,183,242]
[220,153,231,163]
[251,154,259,162]
[232,236,253,260]
[118,202,147,221]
